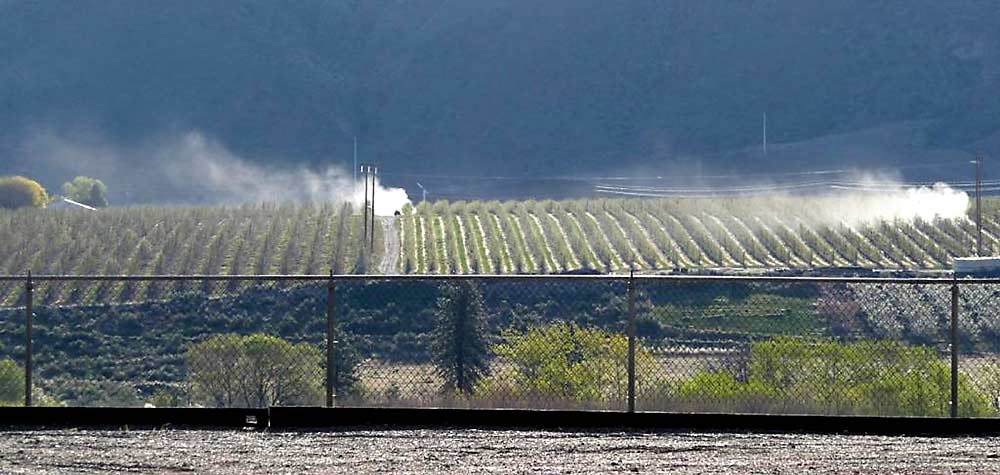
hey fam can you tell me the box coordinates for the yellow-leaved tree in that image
[0,176,48,209]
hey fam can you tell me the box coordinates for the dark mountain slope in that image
[1,0,998,192]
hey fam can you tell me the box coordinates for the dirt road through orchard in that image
[379,216,399,274]
[2,429,999,474]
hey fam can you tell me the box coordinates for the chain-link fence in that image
[2,274,1000,417]
[0,278,26,407]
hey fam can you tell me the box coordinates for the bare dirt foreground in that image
[1,429,1000,474]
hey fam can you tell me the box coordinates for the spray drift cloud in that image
[596,175,970,226]
[160,134,411,215]
[818,182,969,225]
[17,129,968,222]
[22,131,411,215]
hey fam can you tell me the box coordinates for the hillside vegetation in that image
[5,197,1000,409]
[1,196,996,294]
[4,274,999,409]
[0,202,382,305]
[400,197,994,274]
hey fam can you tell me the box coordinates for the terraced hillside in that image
[0,202,380,279]
[400,197,997,274]
[1,196,997,286]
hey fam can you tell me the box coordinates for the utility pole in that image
[417,182,427,203]
[362,164,369,241]
[360,163,378,251]
[762,112,768,156]
[370,165,377,251]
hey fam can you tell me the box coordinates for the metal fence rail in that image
[1,273,999,417]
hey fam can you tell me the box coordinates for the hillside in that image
[1,0,999,201]
[6,271,997,406]
[0,202,383,305]
[399,196,988,274]
[1,196,996,306]
[4,261,999,407]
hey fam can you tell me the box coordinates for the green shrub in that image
[148,387,185,408]
[0,359,59,407]
[43,378,139,407]
[671,338,995,416]
[478,323,652,407]
[0,176,48,209]
[0,359,24,405]
[187,334,324,408]
[62,176,109,208]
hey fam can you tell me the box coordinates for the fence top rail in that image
[0,273,996,285]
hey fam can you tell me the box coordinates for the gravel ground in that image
[1,429,1000,474]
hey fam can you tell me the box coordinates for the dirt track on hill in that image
[2,429,1000,474]
[379,216,400,274]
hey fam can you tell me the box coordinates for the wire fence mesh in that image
[957,282,1000,413]
[0,278,329,408]
[2,275,1000,417]
[633,280,962,416]
[333,278,630,410]
[0,279,25,406]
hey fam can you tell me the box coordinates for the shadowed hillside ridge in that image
[1,0,999,189]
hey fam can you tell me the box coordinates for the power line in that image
[595,178,997,198]
[380,161,965,182]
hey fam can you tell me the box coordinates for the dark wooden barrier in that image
[269,407,1000,436]
[4,407,1000,436]
[0,407,267,429]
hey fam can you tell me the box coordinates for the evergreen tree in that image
[329,328,363,400]
[432,281,490,394]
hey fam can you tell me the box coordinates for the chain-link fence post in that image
[950,280,959,418]
[24,271,33,407]
[326,271,337,408]
[626,269,636,413]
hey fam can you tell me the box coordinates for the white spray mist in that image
[815,173,969,225]
[161,133,412,214]
[23,131,411,214]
